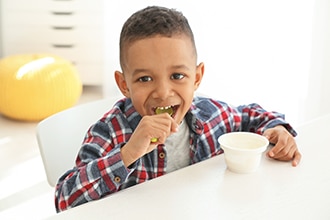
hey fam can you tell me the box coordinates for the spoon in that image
[150,106,173,142]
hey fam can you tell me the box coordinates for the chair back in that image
[36,97,120,187]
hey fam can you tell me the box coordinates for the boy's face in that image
[115,35,204,124]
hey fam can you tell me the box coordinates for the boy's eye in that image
[138,76,152,82]
[171,73,185,80]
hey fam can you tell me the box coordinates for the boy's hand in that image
[263,125,301,167]
[120,113,178,167]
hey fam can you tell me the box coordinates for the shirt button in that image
[114,176,121,183]
[159,152,165,159]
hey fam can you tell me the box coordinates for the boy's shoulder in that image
[192,96,229,109]
[103,98,136,118]
[191,96,231,121]
[100,98,141,128]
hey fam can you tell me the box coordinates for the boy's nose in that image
[152,81,173,100]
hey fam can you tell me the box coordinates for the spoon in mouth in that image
[150,106,174,143]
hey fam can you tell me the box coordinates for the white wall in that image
[103,0,329,126]
[305,0,330,122]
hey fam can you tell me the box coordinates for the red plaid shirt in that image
[55,97,296,212]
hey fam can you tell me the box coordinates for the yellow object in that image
[0,54,82,121]
[150,137,158,143]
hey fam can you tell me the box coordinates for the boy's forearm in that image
[55,148,130,212]
[237,103,296,135]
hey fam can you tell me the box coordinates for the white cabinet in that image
[0,0,104,85]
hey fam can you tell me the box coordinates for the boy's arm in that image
[237,103,296,136]
[236,103,300,166]
[54,120,131,212]
[55,112,178,212]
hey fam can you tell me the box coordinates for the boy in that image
[55,6,301,212]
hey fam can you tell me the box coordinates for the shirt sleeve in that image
[236,103,297,136]
[54,119,133,212]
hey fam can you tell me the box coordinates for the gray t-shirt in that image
[164,120,190,173]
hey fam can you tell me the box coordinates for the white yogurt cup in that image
[218,132,269,173]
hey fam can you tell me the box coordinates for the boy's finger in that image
[292,151,302,166]
[263,129,277,144]
[171,121,179,133]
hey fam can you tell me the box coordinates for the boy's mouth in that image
[153,105,178,117]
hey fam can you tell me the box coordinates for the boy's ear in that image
[114,71,130,98]
[194,62,205,90]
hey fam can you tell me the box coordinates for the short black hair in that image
[119,6,197,69]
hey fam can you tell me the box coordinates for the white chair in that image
[36,97,120,187]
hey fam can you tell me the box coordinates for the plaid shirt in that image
[55,96,296,212]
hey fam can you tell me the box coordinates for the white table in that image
[47,114,330,220]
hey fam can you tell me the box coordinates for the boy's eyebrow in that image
[132,68,151,76]
[171,64,191,71]
[131,65,191,76]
